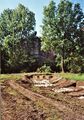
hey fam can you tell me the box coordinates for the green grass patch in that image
[0,72,84,83]
[59,73,84,81]
[0,73,26,83]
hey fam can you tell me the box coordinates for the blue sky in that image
[0,0,84,36]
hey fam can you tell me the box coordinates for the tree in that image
[41,0,84,72]
[41,0,56,51]
[0,4,36,73]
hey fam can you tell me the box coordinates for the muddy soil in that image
[1,83,55,120]
[1,74,84,120]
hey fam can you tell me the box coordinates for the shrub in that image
[37,64,52,73]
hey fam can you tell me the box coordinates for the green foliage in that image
[0,4,37,73]
[0,1,84,73]
[41,0,84,73]
[37,64,52,73]
[68,55,84,73]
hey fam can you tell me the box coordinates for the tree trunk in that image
[61,46,65,73]
[61,56,64,73]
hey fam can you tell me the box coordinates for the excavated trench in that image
[1,74,84,120]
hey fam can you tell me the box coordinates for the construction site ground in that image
[1,74,84,120]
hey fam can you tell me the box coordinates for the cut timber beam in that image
[8,80,71,112]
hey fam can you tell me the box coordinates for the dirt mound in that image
[1,74,84,120]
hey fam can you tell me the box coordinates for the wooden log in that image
[8,80,72,112]
[53,87,83,93]
[54,80,76,88]
[76,81,84,87]
[51,77,63,84]
[68,90,84,97]
[8,80,84,120]
[21,75,33,84]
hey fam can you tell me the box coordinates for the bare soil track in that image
[1,74,84,120]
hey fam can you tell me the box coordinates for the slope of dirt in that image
[1,81,61,120]
[1,74,84,120]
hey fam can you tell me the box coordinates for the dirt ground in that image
[1,74,84,120]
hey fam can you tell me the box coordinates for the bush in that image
[70,64,81,73]
[37,64,52,73]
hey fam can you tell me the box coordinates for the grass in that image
[0,72,39,83]
[0,72,84,83]
[59,73,84,81]
[0,73,25,83]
